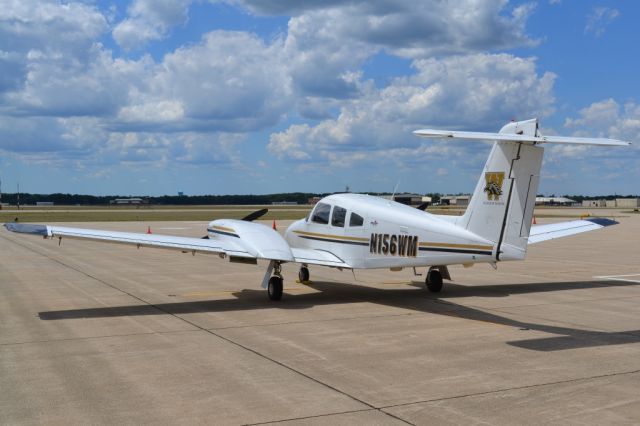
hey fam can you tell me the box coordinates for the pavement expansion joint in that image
[243,408,389,426]
[378,369,640,410]
[207,312,417,331]
[0,329,197,347]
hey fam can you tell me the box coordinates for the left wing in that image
[4,223,255,258]
[528,218,618,244]
[4,222,352,268]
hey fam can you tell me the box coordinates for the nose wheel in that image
[298,266,310,283]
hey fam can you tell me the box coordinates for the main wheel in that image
[268,276,283,301]
[298,267,310,283]
[426,269,443,293]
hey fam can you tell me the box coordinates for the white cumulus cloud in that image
[112,0,192,50]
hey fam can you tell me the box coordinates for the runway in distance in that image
[5,119,631,300]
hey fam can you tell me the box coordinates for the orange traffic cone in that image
[147,226,152,234]
[272,220,277,230]
[532,216,537,225]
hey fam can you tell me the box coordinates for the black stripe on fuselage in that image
[207,229,240,238]
[419,247,493,256]
[297,235,369,246]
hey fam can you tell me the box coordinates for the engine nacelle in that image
[207,219,294,262]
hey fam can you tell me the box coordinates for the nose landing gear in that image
[298,265,310,283]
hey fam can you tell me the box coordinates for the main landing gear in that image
[267,276,283,301]
[425,267,443,293]
[263,262,312,301]
[267,262,284,301]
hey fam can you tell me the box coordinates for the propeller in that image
[201,208,269,239]
[241,208,268,222]
[416,202,430,211]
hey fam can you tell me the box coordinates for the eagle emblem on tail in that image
[484,172,505,201]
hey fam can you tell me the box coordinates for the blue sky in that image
[1,0,638,196]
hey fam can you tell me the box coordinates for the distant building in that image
[440,195,471,207]
[535,197,577,206]
[615,198,640,208]
[391,193,424,206]
[111,198,147,205]
[584,198,640,208]
[582,199,606,207]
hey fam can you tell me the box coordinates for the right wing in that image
[528,218,619,244]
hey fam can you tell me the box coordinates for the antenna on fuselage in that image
[390,180,400,201]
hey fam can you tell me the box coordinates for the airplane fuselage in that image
[284,193,496,269]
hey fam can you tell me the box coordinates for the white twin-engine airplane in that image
[5,119,630,301]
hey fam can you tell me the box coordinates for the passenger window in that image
[311,203,331,224]
[331,206,347,227]
[349,212,364,227]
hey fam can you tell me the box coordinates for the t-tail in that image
[414,118,630,261]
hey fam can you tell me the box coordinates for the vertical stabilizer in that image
[458,119,543,260]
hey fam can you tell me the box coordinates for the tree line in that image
[0,192,636,206]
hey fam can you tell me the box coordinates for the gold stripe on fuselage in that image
[212,225,236,233]
[294,230,369,242]
[419,241,493,250]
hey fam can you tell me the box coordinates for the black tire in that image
[268,276,283,301]
[298,267,310,283]
[426,269,443,293]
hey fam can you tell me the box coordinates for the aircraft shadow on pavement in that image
[38,279,640,352]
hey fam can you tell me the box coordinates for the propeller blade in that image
[416,202,430,211]
[242,208,268,222]
[201,235,209,239]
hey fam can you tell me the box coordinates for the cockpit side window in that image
[311,203,331,225]
[349,212,364,227]
[331,206,347,227]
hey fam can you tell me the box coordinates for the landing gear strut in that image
[267,261,284,301]
[298,265,310,283]
[425,268,443,293]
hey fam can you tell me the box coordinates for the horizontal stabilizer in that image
[413,129,630,146]
[528,218,619,244]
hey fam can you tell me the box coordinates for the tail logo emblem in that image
[484,172,505,201]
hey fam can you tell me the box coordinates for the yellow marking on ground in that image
[294,230,369,242]
[419,241,493,250]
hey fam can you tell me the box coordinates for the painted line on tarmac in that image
[595,274,640,284]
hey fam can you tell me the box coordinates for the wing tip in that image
[4,223,49,235]
[584,217,619,227]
